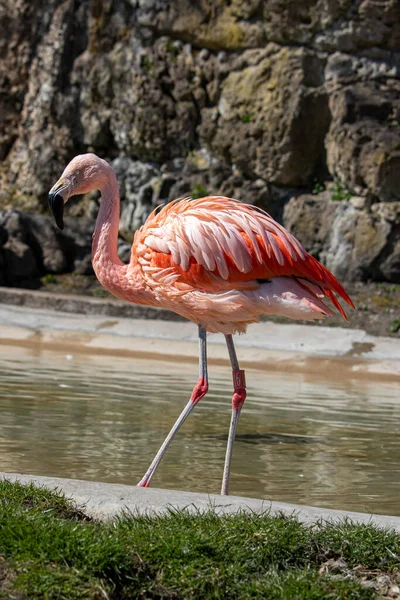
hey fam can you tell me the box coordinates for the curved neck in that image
[92,169,127,295]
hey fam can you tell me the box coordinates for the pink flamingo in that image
[49,153,354,495]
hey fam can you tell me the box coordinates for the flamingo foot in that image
[137,479,150,488]
[136,325,209,489]
[137,376,208,489]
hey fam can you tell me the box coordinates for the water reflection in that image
[0,344,399,515]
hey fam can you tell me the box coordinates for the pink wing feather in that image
[134,196,354,319]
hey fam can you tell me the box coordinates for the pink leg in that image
[221,334,247,496]
[137,325,208,488]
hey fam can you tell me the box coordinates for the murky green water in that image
[0,345,399,515]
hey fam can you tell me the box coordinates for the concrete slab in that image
[2,302,400,359]
[2,472,400,532]
[0,303,399,381]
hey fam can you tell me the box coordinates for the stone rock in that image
[2,238,38,284]
[137,0,266,50]
[368,202,400,282]
[326,81,400,203]
[0,211,26,243]
[0,222,8,246]
[0,0,398,214]
[349,196,368,210]
[325,52,399,84]
[153,176,177,204]
[26,215,74,274]
[0,0,63,163]
[283,191,339,259]
[62,216,95,275]
[314,0,400,52]
[111,151,280,235]
[162,152,282,217]
[2,211,71,274]
[199,45,330,186]
[117,240,131,264]
[0,210,95,282]
[112,157,160,235]
[283,193,400,282]
[0,0,399,284]
[106,38,200,163]
[137,0,400,52]
[0,0,88,206]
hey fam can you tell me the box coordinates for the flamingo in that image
[48,153,354,495]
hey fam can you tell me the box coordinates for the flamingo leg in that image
[221,334,247,496]
[137,325,208,488]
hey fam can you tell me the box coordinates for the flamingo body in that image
[123,196,352,334]
[48,153,354,494]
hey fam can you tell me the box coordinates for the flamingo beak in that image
[48,178,69,230]
[48,192,65,230]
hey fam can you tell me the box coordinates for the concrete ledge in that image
[0,303,399,380]
[0,286,183,322]
[2,472,400,532]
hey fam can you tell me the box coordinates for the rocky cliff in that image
[0,0,399,285]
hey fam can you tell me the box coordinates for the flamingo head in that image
[48,153,110,230]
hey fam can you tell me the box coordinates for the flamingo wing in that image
[134,196,354,319]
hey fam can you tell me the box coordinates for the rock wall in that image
[284,192,400,282]
[0,0,399,284]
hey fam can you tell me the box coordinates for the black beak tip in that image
[48,193,65,230]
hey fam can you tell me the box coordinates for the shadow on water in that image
[211,433,321,445]
[0,343,399,516]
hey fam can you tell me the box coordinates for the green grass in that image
[391,318,400,333]
[191,184,208,199]
[91,287,109,298]
[40,273,57,285]
[166,39,179,62]
[331,181,353,201]
[312,179,325,195]
[141,55,154,73]
[1,480,399,599]
[241,112,254,123]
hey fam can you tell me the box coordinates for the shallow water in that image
[0,344,399,515]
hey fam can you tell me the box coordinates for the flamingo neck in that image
[92,172,127,297]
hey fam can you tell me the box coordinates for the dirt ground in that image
[36,274,400,339]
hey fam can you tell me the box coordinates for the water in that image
[0,344,399,516]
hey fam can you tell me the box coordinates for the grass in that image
[191,184,209,199]
[91,287,110,299]
[312,180,325,195]
[1,480,399,599]
[166,39,179,62]
[40,274,57,285]
[391,318,400,333]
[331,181,354,202]
[241,112,254,123]
[141,55,154,73]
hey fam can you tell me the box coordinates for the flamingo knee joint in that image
[191,377,209,404]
